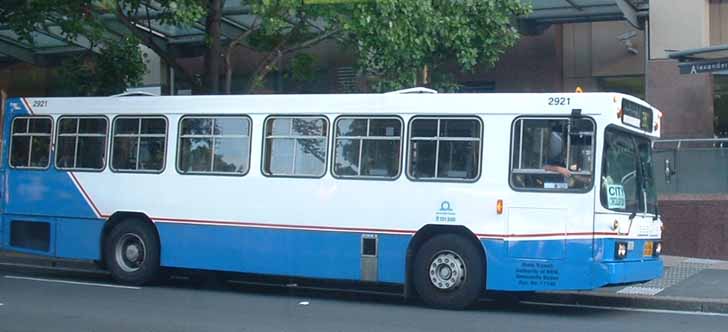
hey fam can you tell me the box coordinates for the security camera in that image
[617,31,639,55]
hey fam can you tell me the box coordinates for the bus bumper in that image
[600,258,664,286]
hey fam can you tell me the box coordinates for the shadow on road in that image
[0,264,616,317]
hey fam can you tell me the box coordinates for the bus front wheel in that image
[104,219,161,286]
[413,234,484,309]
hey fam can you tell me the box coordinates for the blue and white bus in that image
[0,90,663,309]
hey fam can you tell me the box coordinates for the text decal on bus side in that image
[607,184,626,209]
[435,201,457,223]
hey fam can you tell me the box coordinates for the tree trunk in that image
[203,0,223,94]
[224,50,233,94]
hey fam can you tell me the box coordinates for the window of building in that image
[333,117,402,179]
[408,117,482,181]
[10,117,52,169]
[177,116,251,175]
[55,117,108,171]
[263,116,328,177]
[510,117,595,191]
[111,116,167,172]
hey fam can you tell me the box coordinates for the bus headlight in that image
[654,242,662,256]
[615,242,628,259]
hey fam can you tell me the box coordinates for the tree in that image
[107,0,343,94]
[57,36,146,96]
[2,0,531,95]
[345,0,531,92]
[1,0,147,95]
[221,1,342,94]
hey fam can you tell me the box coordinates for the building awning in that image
[0,0,650,65]
[669,45,728,75]
[524,0,648,26]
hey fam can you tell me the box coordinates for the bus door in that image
[509,117,596,260]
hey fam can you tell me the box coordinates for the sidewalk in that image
[2,250,728,313]
[522,256,728,313]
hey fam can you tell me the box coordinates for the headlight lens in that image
[654,242,662,256]
[615,242,628,259]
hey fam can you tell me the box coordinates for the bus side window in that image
[333,116,402,179]
[510,118,594,191]
[10,117,53,169]
[263,116,328,177]
[111,116,167,172]
[408,117,482,181]
[177,116,251,175]
[55,116,108,171]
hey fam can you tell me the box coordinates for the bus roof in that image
[9,92,655,118]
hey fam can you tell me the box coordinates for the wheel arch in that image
[100,211,159,267]
[404,224,487,299]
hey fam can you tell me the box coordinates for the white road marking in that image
[3,275,140,290]
[522,301,728,317]
[0,262,109,275]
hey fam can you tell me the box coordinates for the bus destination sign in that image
[621,99,653,132]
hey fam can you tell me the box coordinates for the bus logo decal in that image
[435,201,456,223]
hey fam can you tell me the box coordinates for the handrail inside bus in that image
[385,87,438,94]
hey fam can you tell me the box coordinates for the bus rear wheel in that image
[104,219,161,286]
[413,234,484,309]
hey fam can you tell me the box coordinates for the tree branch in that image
[245,17,307,93]
[113,4,197,89]
[282,28,340,54]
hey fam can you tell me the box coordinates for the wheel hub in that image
[115,233,146,273]
[125,244,140,262]
[429,251,466,290]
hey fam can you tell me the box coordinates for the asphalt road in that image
[0,267,726,332]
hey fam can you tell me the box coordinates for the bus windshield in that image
[600,127,657,214]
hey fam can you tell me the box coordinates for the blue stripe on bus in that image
[2,213,662,290]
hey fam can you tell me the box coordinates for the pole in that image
[170,66,175,96]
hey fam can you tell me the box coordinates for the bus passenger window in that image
[10,117,52,169]
[178,116,251,175]
[56,117,108,171]
[510,118,594,191]
[333,117,402,179]
[408,117,481,181]
[111,117,167,172]
[263,116,328,177]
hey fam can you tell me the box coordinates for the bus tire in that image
[413,233,484,309]
[104,218,161,286]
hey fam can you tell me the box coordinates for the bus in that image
[0,90,663,309]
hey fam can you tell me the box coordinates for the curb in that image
[523,291,728,314]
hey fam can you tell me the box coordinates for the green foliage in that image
[344,0,531,92]
[58,37,145,96]
[288,53,316,82]
[1,0,101,44]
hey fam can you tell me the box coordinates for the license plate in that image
[643,241,654,257]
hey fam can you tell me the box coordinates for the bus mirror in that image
[664,159,676,184]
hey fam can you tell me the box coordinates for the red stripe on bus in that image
[152,217,417,235]
[69,172,107,218]
[69,174,621,239]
